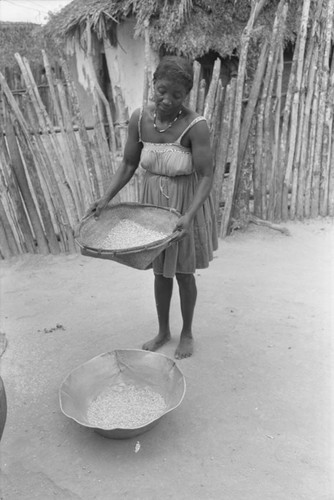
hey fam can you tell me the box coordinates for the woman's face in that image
[153,78,188,113]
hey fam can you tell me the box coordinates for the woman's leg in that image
[175,273,197,359]
[142,274,173,351]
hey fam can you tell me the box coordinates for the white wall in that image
[104,18,159,117]
[66,17,159,126]
[65,35,101,127]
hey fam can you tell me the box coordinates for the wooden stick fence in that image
[0,52,128,258]
[0,0,333,258]
[219,0,334,230]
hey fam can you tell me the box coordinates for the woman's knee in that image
[175,273,196,286]
[155,273,173,283]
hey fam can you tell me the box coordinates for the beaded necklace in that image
[153,108,183,133]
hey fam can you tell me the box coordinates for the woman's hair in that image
[153,56,194,93]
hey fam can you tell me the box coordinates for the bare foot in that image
[175,336,194,359]
[142,333,171,352]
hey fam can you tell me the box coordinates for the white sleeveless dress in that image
[138,111,218,278]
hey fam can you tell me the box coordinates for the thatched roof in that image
[0,22,58,70]
[44,0,303,60]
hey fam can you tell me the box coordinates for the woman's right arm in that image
[93,108,143,217]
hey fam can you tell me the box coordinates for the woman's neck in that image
[153,106,184,133]
[155,106,183,122]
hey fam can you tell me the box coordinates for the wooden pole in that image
[289,89,305,220]
[304,68,320,218]
[197,79,206,115]
[319,0,334,216]
[269,47,284,221]
[262,49,279,220]
[239,40,269,164]
[281,0,311,220]
[328,106,334,217]
[60,56,100,199]
[142,20,150,108]
[43,52,85,220]
[114,85,129,151]
[327,56,334,216]
[0,129,30,253]
[55,80,90,214]
[15,54,79,227]
[27,58,81,222]
[320,73,333,216]
[52,79,84,215]
[296,0,323,218]
[310,1,331,217]
[41,50,64,129]
[213,80,236,221]
[92,91,112,192]
[0,218,13,259]
[93,81,123,204]
[204,58,221,127]
[94,80,117,165]
[23,95,73,252]
[262,1,287,221]
[4,120,49,254]
[296,0,322,219]
[210,80,223,153]
[0,169,21,254]
[113,84,130,201]
[290,0,322,219]
[220,0,268,237]
[189,61,201,111]
[0,199,19,256]
[14,123,61,254]
[212,81,232,218]
[254,84,265,218]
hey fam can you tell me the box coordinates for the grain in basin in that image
[99,219,167,250]
[87,383,167,429]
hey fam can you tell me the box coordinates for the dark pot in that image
[0,376,7,441]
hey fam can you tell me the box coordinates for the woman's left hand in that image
[172,213,192,241]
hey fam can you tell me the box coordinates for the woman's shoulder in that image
[130,105,154,124]
[182,108,207,132]
[179,109,210,147]
[129,107,142,121]
[184,107,204,119]
[183,108,206,127]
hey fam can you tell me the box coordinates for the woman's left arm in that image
[175,119,214,236]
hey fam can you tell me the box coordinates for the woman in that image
[93,56,218,359]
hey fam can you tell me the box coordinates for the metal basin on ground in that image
[59,349,186,439]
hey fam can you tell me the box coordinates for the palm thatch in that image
[43,0,303,60]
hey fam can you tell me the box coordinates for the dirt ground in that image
[0,219,333,500]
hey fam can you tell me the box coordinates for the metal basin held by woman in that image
[59,349,186,439]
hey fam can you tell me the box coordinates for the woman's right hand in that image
[86,197,110,219]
